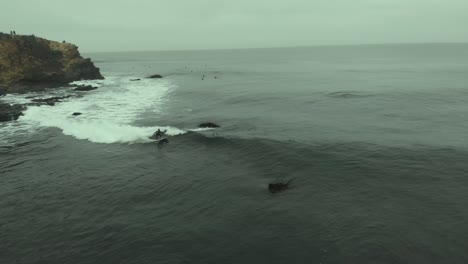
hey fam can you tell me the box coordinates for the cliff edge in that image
[0,33,104,93]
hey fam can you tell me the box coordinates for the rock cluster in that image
[0,103,25,122]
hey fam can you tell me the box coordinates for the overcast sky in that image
[2,0,468,52]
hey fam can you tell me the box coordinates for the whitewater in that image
[0,76,189,144]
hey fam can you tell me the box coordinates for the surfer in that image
[268,179,294,193]
[152,129,167,139]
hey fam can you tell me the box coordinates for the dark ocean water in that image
[1,44,468,264]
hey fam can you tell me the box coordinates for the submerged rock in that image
[0,33,104,94]
[148,74,163,79]
[74,85,98,91]
[199,122,220,128]
[130,78,141,81]
[268,179,294,193]
[72,112,82,116]
[0,103,25,122]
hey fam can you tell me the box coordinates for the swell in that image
[169,131,468,184]
[2,130,468,264]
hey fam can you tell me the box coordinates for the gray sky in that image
[2,0,468,52]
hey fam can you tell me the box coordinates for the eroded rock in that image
[199,122,220,128]
[30,95,72,106]
[74,85,98,91]
[0,103,25,122]
[0,33,104,94]
[148,74,163,79]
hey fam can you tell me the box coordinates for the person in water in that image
[152,129,167,139]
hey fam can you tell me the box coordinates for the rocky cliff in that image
[0,33,104,93]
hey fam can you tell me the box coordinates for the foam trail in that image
[13,76,186,144]
[21,108,185,143]
[188,128,216,132]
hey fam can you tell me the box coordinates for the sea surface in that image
[1,44,468,264]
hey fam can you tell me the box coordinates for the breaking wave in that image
[2,76,189,144]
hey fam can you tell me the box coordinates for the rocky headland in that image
[0,33,104,122]
[0,33,103,94]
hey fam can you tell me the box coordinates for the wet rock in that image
[72,112,82,116]
[0,103,25,122]
[31,95,72,106]
[74,85,98,91]
[148,74,163,79]
[268,179,294,193]
[199,122,220,128]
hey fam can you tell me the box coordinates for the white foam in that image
[70,79,105,87]
[0,121,32,147]
[188,128,216,132]
[3,76,188,144]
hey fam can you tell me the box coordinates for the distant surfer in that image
[151,129,166,139]
[268,179,294,193]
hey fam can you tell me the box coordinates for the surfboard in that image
[149,134,164,140]
[149,135,166,141]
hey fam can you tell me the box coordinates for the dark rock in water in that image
[199,122,220,128]
[148,74,163,79]
[130,78,141,81]
[31,95,72,106]
[72,112,82,116]
[74,85,98,91]
[0,33,104,94]
[268,179,294,193]
[0,103,25,122]
[0,90,5,97]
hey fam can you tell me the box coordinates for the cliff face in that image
[0,33,104,93]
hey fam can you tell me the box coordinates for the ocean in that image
[1,43,468,264]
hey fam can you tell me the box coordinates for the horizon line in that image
[83,41,468,54]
